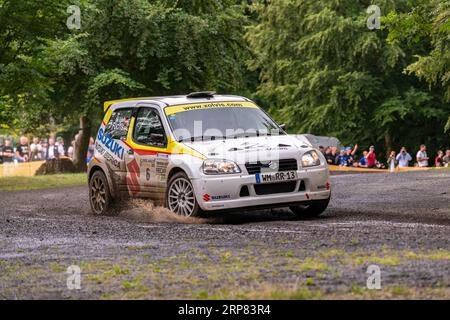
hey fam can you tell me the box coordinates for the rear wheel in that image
[89,170,114,215]
[289,196,330,218]
[166,172,201,217]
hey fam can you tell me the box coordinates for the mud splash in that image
[119,199,212,224]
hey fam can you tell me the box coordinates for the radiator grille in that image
[245,159,298,174]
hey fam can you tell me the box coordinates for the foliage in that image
[246,0,449,152]
[0,0,449,155]
[1,0,251,135]
[46,0,251,123]
[0,0,72,133]
[384,0,450,132]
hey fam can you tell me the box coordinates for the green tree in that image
[384,0,450,131]
[0,0,72,133]
[0,0,251,170]
[247,0,449,154]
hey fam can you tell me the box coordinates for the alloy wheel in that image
[167,177,195,216]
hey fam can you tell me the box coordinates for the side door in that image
[126,106,169,202]
[99,107,133,191]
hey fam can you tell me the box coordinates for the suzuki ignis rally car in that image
[88,92,331,217]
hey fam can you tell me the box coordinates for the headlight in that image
[202,159,241,175]
[301,151,321,167]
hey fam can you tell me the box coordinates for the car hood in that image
[182,135,315,163]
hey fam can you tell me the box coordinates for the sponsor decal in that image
[164,101,258,115]
[182,102,244,111]
[126,158,140,196]
[156,153,169,158]
[203,194,231,202]
[139,158,155,167]
[95,143,121,168]
[211,195,231,201]
[97,128,125,160]
[156,159,168,174]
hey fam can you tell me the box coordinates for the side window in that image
[105,109,133,140]
[133,108,167,148]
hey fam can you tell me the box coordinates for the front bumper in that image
[192,166,330,211]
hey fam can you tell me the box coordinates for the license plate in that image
[255,171,298,184]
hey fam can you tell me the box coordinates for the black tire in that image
[289,196,330,218]
[165,171,202,217]
[89,170,114,215]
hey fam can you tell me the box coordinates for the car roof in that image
[104,94,251,112]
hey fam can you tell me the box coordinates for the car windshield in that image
[165,106,284,142]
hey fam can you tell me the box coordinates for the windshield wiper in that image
[178,135,226,143]
[225,130,266,139]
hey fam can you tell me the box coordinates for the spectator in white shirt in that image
[396,147,412,168]
[416,144,429,167]
[67,139,75,159]
[46,138,59,160]
[30,137,43,161]
[56,137,66,157]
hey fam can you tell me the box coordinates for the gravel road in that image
[0,170,449,299]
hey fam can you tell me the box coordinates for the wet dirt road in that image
[0,170,449,299]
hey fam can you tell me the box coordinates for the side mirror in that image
[279,124,287,131]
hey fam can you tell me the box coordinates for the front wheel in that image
[89,170,114,215]
[166,172,201,217]
[289,196,330,218]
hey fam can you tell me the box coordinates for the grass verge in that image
[0,173,87,191]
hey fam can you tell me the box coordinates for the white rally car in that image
[88,92,331,217]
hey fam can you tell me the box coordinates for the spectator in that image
[330,146,338,165]
[16,136,29,162]
[86,137,95,163]
[435,150,445,167]
[336,149,346,166]
[40,139,48,159]
[416,144,429,167]
[56,137,66,157]
[0,137,3,164]
[365,145,377,168]
[324,147,335,165]
[319,145,325,155]
[1,138,15,163]
[396,147,412,168]
[45,138,60,160]
[443,150,450,167]
[68,139,75,159]
[387,151,397,172]
[359,150,368,168]
[30,137,43,161]
[375,160,386,169]
[342,146,356,166]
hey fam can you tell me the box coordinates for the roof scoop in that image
[187,91,216,98]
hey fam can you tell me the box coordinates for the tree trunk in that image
[72,115,91,172]
[384,131,393,156]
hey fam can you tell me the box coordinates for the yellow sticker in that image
[164,101,258,115]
